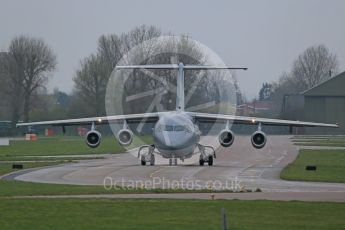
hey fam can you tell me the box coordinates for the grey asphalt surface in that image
[5,135,345,201]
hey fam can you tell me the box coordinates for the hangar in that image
[303,71,345,134]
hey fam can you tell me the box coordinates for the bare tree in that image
[291,44,338,89]
[73,25,162,116]
[8,36,57,122]
[73,25,241,116]
[265,44,339,119]
[0,52,24,129]
[73,54,108,116]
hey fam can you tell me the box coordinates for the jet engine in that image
[218,129,235,147]
[251,131,267,149]
[86,130,102,148]
[117,129,133,146]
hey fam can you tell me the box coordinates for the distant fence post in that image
[221,207,229,230]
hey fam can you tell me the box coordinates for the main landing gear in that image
[138,144,155,166]
[169,158,178,166]
[197,144,216,166]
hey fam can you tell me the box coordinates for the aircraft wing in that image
[191,112,339,128]
[16,111,339,129]
[16,112,165,127]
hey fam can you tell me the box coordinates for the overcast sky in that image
[1,0,345,99]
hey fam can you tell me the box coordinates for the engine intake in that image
[251,131,267,149]
[86,130,101,148]
[117,129,133,146]
[218,129,235,147]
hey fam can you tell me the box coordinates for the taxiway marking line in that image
[150,168,163,178]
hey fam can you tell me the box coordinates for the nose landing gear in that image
[169,157,178,166]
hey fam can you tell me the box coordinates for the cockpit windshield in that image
[163,125,174,131]
[157,125,192,132]
[173,125,186,131]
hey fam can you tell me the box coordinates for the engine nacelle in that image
[251,131,267,149]
[218,129,235,147]
[117,129,133,146]
[86,130,102,148]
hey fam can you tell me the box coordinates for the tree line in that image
[0,27,339,134]
[257,44,339,118]
[0,36,56,129]
[0,25,241,134]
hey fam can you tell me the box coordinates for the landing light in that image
[98,118,102,123]
[251,118,256,123]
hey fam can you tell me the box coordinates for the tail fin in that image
[116,63,247,112]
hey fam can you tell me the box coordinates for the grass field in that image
[0,199,344,230]
[0,180,249,197]
[0,180,122,196]
[292,135,345,139]
[281,149,345,183]
[0,135,343,229]
[291,135,345,147]
[0,135,152,159]
[292,139,345,143]
[294,142,345,147]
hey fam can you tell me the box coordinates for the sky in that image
[1,0,345,99]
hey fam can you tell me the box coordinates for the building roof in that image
[302,71,345,96]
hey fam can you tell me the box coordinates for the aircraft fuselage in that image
[153,112,200,159]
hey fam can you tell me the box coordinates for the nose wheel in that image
[199,155,213,166]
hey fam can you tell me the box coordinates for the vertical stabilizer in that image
[176,63,185,111]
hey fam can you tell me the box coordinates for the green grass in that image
[294,142,345,147]
[0,135,153,158]
[0,156,104,162]
[0,199,344,230]
[0,180,117,196]
[291,135,345,147]
[292,135,345,139]
[281,149,345,183]
[0,180,248,197]
[292,139,345,143]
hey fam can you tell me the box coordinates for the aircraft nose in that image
[160,132,193,150]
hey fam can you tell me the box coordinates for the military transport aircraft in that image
[17,63,339,166]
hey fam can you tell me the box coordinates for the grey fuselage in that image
[153,112,200,159]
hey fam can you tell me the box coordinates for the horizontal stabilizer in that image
[184,65,247,70]
[116,64,179,69]
[116,63,247,112]
[116,64,247,70]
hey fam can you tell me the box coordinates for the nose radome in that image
[162,132,192,149]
